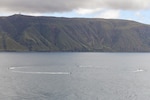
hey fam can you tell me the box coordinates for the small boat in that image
[133,69,144,72]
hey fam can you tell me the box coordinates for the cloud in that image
[0,0,149,14]
[75,8,102,15]
[95,10,120,19]
[100,0,150,10]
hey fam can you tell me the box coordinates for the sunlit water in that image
[0,52,150,100]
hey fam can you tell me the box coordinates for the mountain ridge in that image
[0,14,150,52]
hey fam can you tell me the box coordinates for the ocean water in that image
[0,52,150,100]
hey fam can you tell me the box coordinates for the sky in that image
[0,0,149,24]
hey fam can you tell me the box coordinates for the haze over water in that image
[0,52,150,100]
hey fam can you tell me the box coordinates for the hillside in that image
[0,14,150,52]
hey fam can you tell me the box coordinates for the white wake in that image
[12,71,71,75]
[133,69,144,72]
[9,67,71,75]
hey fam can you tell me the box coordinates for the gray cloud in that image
[0,0,149,13]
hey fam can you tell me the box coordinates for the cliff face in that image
[0,14,150,52]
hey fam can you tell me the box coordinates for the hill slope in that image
[0,14,150,52]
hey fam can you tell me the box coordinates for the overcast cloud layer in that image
[0,0,150,13]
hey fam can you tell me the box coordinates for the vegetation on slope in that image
[0,14,150,52]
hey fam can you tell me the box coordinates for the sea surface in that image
[0,52,150,100]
